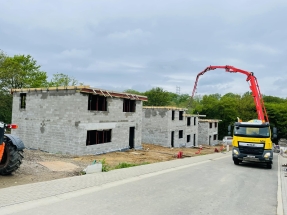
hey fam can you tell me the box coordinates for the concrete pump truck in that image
[191,65,277,169]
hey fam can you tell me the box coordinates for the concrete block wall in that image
[198,121,219,146]
[142,108,199,148]
[142,108,169,146]
[185,116,199,147]
[11,89,143,155]
[168,110,192,148]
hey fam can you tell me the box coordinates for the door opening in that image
[129,127,135,149]
[171,131,174,147]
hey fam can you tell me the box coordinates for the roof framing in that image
[11,85,148,101]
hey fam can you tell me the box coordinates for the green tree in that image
[266,103,287,140]
[238,92,257,121]
[0,91,12,123]
[48,73,82,87]
[124,89,144,95]
[0,54,48,90]
[143,87,171,106]
[0,50,6,65]
[263,95,286,103]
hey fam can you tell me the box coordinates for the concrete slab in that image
[85,163,102,174]
[38,161,79,172]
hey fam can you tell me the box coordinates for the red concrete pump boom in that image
[191,65,269,122]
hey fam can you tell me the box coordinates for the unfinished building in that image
[11,86,147,155]
[142,107,199,148]
[198,119,221,146]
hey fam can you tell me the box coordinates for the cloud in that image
[228,43,280,55]
[107,29,151,40]
[0,0,287,98]
[55,49,92,59]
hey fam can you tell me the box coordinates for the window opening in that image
[20,93,26,109]
[123,99,136,112]
[209,123,212,128]
[187,135,190,142]
[179,111,183,120]
[215,122,217,128]
[179,130,183,138]
[213,134,217,140]
[187,117,191,126]
[86,129,112,145]
[88,94,107,111]
[194,117,196,126]
[172,111,175,120]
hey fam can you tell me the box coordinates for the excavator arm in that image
[191,65,269,122]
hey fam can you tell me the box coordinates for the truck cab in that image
[231,119,276,169]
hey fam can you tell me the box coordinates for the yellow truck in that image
[230,119,277,169]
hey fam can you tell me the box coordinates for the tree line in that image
[0,50,81,123]
[1,50,286,141]
[125,88,287,141]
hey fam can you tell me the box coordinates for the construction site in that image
[0,143,225,189]
[0,66,279,189]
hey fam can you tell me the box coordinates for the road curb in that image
[278,154,284,215]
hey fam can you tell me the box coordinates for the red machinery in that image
[191,65,269,122]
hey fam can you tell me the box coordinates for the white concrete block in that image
[85,163,102,174]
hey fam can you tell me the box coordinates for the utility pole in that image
[176,86,180,95]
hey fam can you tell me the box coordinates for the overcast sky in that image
[1,0,286,98]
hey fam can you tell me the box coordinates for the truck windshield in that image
[233,126,270,138]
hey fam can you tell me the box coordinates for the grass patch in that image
[115,162,150,170]
[101,158,111,172]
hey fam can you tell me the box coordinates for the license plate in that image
[247,155,255,158]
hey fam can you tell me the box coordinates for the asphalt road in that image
[6,154,278,215]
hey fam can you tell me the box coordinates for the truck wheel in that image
[0,137,24,175]
[266,163,272,169]
[233,158,240,165]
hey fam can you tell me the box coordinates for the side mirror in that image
[228,125,231,136]
[273,127,277,139]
